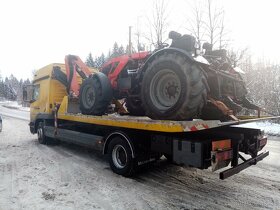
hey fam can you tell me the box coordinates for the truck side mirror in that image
[23,85,34,103]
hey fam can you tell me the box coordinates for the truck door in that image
[30,84,41,122]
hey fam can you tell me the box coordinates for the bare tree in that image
[134,17,146,52]
[146,0,169,49]
[205,0,224,47]
[227,48,248,67]
[245,63,280,115]
[186,0,229,49]
[185,0,206,44]
[217,10,228,49]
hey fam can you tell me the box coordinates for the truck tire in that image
[126,97,145,116]
[108,136,135,177]
[164,154,173,162]
[80,72,112,115]
[37,122,50,144]
[141,53,207,120]
[0,116,2,132]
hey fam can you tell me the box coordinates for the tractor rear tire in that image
[126,97,145,116]
[141,53,207,120]
[79,72,112,115]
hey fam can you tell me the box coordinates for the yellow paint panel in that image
[57,97,183,132]
[58,96,68,114]
[58,113,184,132]
[33,63,63,81]
[237,115,271,120]
[56,96,225,133]
[49,78,67,106]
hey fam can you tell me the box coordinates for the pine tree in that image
[85,53,95,67]
[109,42,125,59]
[118,45,125,55]
[94,53,106,68]
[111,42,120,58]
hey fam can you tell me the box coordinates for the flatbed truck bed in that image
[29,96,272,179]
[58,96,278,133]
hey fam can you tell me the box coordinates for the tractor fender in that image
[141,48,195,73]
[93,71,113,102]
[79,72,113,115]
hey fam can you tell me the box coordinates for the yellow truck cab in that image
[29,63,67,133]
[24,63,271,179]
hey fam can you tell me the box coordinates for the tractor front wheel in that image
[79,72,112,115]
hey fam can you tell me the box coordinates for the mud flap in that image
[211,139,232,171]
[211,149,233,171]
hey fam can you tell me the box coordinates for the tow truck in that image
[23,61,275,179]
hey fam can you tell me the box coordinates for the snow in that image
[0,102,30,121]
[0,116,279,209]
[236,121,280,136]
[0,100,30,112]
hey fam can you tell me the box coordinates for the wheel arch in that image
[31,113,54,134]
[103,131,135,158]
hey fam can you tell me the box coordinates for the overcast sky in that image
[0,0,279,80]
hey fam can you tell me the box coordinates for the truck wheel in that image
[141,53,207,120]
[164,154,173,162]
[0,117,2,132]
[80,72,112,115]
[37,122,49,144]
[108,136,135,177]
[126,97,145,116]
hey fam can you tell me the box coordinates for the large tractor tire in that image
[126,97,145,116]
[79,72,113,115]
[141,53,208,120]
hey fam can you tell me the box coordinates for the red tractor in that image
[64,31,259,121]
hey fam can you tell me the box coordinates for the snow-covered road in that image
[0,103,29,121]
[0,112,280,209]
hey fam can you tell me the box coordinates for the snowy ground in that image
[238,121,280,136]
[0,101,30,112]
[0,103,29,121]
[0,112,280,209]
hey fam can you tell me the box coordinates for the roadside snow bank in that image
[0,101,30,112]
[237,121,280,136]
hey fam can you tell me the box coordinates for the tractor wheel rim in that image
[112,145,127,169]
[83,86,95,109]
[150,69,181,111]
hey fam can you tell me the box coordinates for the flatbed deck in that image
[58,113,223,132]
[57,96,280,133]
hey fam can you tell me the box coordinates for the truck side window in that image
[32,85,40,101]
